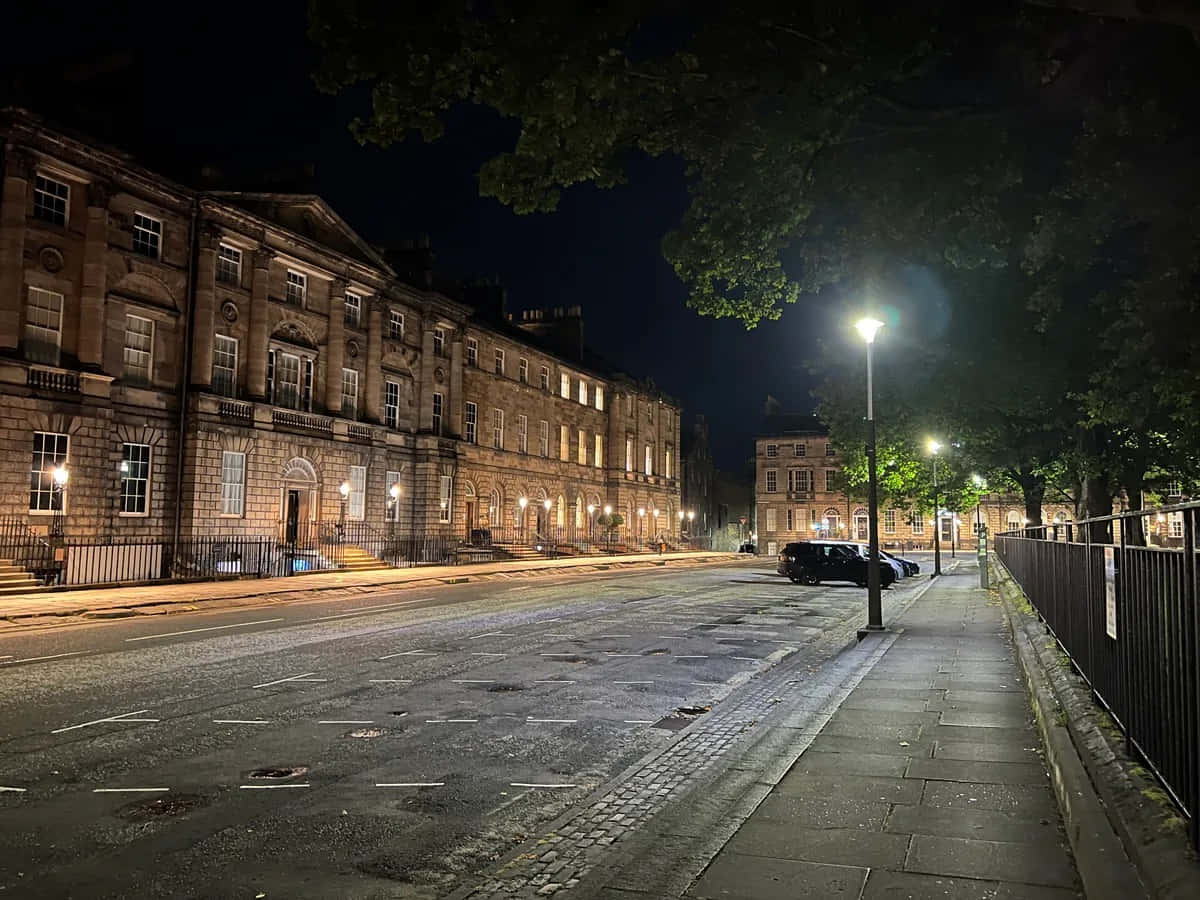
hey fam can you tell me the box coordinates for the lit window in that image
[884,509,896,534]
[29,432,68,512]
[560,372,570,399]
[765,507,776,531]
[766,470,777,493]
[217,244,242,284]
[272,352,301,409]
[518,415,528,453]
[492,408,505,450]
[495,348,505,375]
[24,286,63,366]
[1166,481,1182,497]
[626,437,633,472]
[1168,512,1184,539]
[594,434,603,468]
[220,451,245,516]
[386,469,402,522]
[824,470,834,492]
[389,309,404,340]
[665,447,672,480]
[348,465,366,520]
[286,270,307,305]
[519,358,528,383]
[540,365,550,390]
[539,421,549,457]
[33,174,70,225]
[132,212,162,259]
[431,391,443,435]
[385,380,400,429]
[438,474,452,523]
[120,443,151,515]
[465,401,477,443]
[786,508,793,531]
[212,334,238,397]
[766,444,778,458]
[123,314,154,382]
[466,337,478,367]
[559,424,569,461]
[578,429,587,465]
[578,380,587,405]
[344,292,361,327]
[595,385,604,411]
[645,444,653,476]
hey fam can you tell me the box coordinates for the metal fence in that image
[994,502,1199,849]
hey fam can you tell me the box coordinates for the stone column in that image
[447,327,464,438]
[365,296,383,423]
[247,248,274,400]
[418,325,436,432]
[0,148,32,354]
[325,278,347,414]
[77,181,110,370]
[191,225,219,389]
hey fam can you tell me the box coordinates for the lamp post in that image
[928,440,942,576]
[519,496,528,543]
[604,503,613,552]
[50,464,69,539]
[338,480,350,539]
[687,509,695,546]
[638,507,646,549]
[587,503,596,547]
[388,483,401,538]
[855,317,885,631]
[543,498,552,545]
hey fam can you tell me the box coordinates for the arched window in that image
[823,507,842,535]
[1006,510,1023,532]
[556,495,566,529]
[575,493,584,529]
[490,487,502,526]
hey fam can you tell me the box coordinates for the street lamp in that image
[50,464,69,538]
[587,503,596,546]
[638,507,646,549]
[518,496,528,542]
[338,480,350,536]
[388,483,401,535]
[928,440,942,576]
[856,317,885,631]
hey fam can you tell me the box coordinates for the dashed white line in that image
[92,787,169,793]
[124,618,284,642]
[731,656,759,662]
[604,653,640,657]
[379,650,439,660]
[614,681,653,685]
[510,782,577,789]
[1,651,86,666]
[452,679,496,684]
[425,719,478,724]
[213,719,270,725]
[0,786,27,792]
[540,652,578,657]
[675,655,710,659]
[376,782,445,788]
[0,655,12,660]
[252,672,324,689]
[318,720,374,724]
[52,709,159,734]
[239,784,310,790]
[689,682,722,687]
[597,634,632,639]
[534,680,576,684]
[470,652,507,657]
[369,679,413,684]
[655,635,688,640]
[526,718,577,724]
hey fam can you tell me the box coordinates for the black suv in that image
[777,540,896,588]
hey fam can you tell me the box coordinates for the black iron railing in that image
[995,502,1199,850]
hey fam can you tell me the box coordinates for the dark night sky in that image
[3,1,841,470]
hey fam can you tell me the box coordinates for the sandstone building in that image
[0,110,681,576]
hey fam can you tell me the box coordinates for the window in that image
[1005,511,1022,532]
[788,469,813,493]
[464,401,478,443]
[766,470,778,493]
[343,292,361,328]
[645,444,653,476]
[120,443,151,515]
[595,385,604,411]
[626,394,634,417]
[494,348,505,375]
[540,365,550,390]
[303,358,314,412]
[594,434,603,468]
[348,465,366,520]
[786,508,793,531]
[518,415,528,453]
[389,309,404,340]
[578,429,587,465]
[24,286,63,365]
[433,327,445,357]
[578,380,587,405]
[884,508,897,534]
[559,424,569,461]
[1166,481,1183,497]
[212,334,237,397]
[665,447,673,480]
[216,244,242,284]
[286,270,306,305]
[385,380,400,429]
[912,509,925,535]
[431,392,443,435]
[33,174,70,225]
[794,443,806,457]
[824,470,835,492]
[123,314,154,382]
[560,372,570,399]
[539,420,549,457]
[1168,512,1184,539]
[272,351,301,409]
[492,408,504,450]
[438,474,452,523]
[386,469,402,522]
[132,213,162,259]
[626,437,634,472]
[466,337,478,367]
[29,432,68,512]
[825,443,835,457]
[766,444,779,458]
[648,403,654,423]
[220,451,245,516]
[765,507,777,532]
[519,358,528,383]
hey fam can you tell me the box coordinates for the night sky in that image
[3,2,844,470]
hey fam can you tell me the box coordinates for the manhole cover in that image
[676,705,711,716]
[118,793,207,819]
[488,683,526,693]
[348,728,386,738]
[248,765,309,780]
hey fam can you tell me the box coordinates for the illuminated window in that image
[559,424,569,461]
[540,365,550,390]
[24,286,63,365]
[560,372,570,399]
[626,437,633,472]
[29,432,68,512]
[433,327,445,357]
[386,470,402,522]
[220,451,245,516]
[595,385,604,411]
[578,380,587,405]
[123,314,154,382]
[766,470,777,493]
[765,507,776,531]
[348,466,366,520]
[464,401,477,443]
[212,335,237,397]
[438,475,452,523]
[216,244,242,284]
[578,429,586,465]
[120,442,151,515]
[594,434,603,468]
[645,444,653,476]
[343,292,361,327]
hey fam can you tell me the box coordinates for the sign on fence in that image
[1103,546,1117,639]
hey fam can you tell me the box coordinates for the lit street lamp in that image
[50,464,69,538]
[587,503,596,546]
[338,480,351,536]
[928,440,942,576]
[519,496,528,542]
[855,316,885,631]
[388,483,401,537]
[638,507,646,549]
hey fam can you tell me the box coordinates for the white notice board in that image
[1103,546,1117,640]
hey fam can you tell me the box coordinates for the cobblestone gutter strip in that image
[449,577,934,900]
[991,556,1190,900]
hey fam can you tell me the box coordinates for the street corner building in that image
[0,109,681,585]
[752,415,1074,557]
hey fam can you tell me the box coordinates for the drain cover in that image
[348,728,386,738]
[248,765,309,780]
[118,793,207,819]
[488,683,526,693]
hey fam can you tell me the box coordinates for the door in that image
[285,490,300,543]
[466,500,478,534]
[940,515,954,542]
[854,513,868,540]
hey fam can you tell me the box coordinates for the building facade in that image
[0,110,680,564]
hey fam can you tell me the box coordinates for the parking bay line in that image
[252,672,327,689]
[376,782,445,788]
[92,787,169,793]
[52,709,159,735]
[213,719,270,725]
[1,651,86,666]
[452,679,495,684]
[379,650,439,660]
[124,618,284,642]
[239,784,310,790]
[510,782,577,789]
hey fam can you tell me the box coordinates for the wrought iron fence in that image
[994,501,1199,850]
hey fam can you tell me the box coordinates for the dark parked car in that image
[777,540,896,588]
[884,550,920,576]
[738,542,757,554]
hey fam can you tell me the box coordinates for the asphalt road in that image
[0,559,931,899]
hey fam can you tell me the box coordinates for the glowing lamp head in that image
[518,496,528,509]
[638,508,645,517]
[854,317,885,344]
[543,499,552,511]
[603,504,612,515]
[587,504,595,515]
[971,473,985,488]
[339,481,351,498]
[688,511,695,521]
[52,464,69,488]
[389,484,401,500]
[653,508,659,517]
[927,439,942,455]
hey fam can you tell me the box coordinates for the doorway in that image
[285,489,308,543]
[940,515,954,543]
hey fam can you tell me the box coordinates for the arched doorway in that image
[823,507,842,537]
[556,494,566,530]
[464,482,478,534]
[280,457,319,542]
[853,507,868,541]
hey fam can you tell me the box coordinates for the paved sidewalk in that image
[0,550,737,624]
[688,565,1083,899]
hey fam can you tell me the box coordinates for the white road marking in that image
[470,652,507,657]
[0,655,12,660]
[92,787,169,793]
[239,784,310,790]
[539,617,562,623]
[425,719,478,724]
[0,786,27,792]
[597,634,632,639]
[655,636,688,640]
[313,598,431,621]
[379,650,438,660]
[252,672,329,689]
[124,618,284,642]
[213,719,270,725]
[534,680,576,684]
[604,653,640,657]
[675,655,710,659]
[544,633,574,638]
[526,718,577,724]
[540,652,578,657]
[510,782,577,789]
[689,682,722,686]
[369,679,413,684]
[614,681,653,685]
[452,679,495,684]
[319,720,374,725]
[52,709,159,734]
[623,720,655,725]
[1,651,86,666]
[376,782,445,788]
[468,631,513,640]
[731,656,759,662]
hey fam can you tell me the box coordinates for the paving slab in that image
[724,822,910,869]
[885,803,1059,844]
[906,834,1077,888]
[790,750,910,778]
[772,772,925,806]
[690,852,867,900]
[921,780,1059,815]
[932,741,1044,764]
[860,869,1078,900]
[807,734,934,758]
[905,757,1049,786]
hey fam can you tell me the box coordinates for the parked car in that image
[738,542,757,554]
[828,541,905,580]
[777,540,897,588]
[884,550,920,576]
